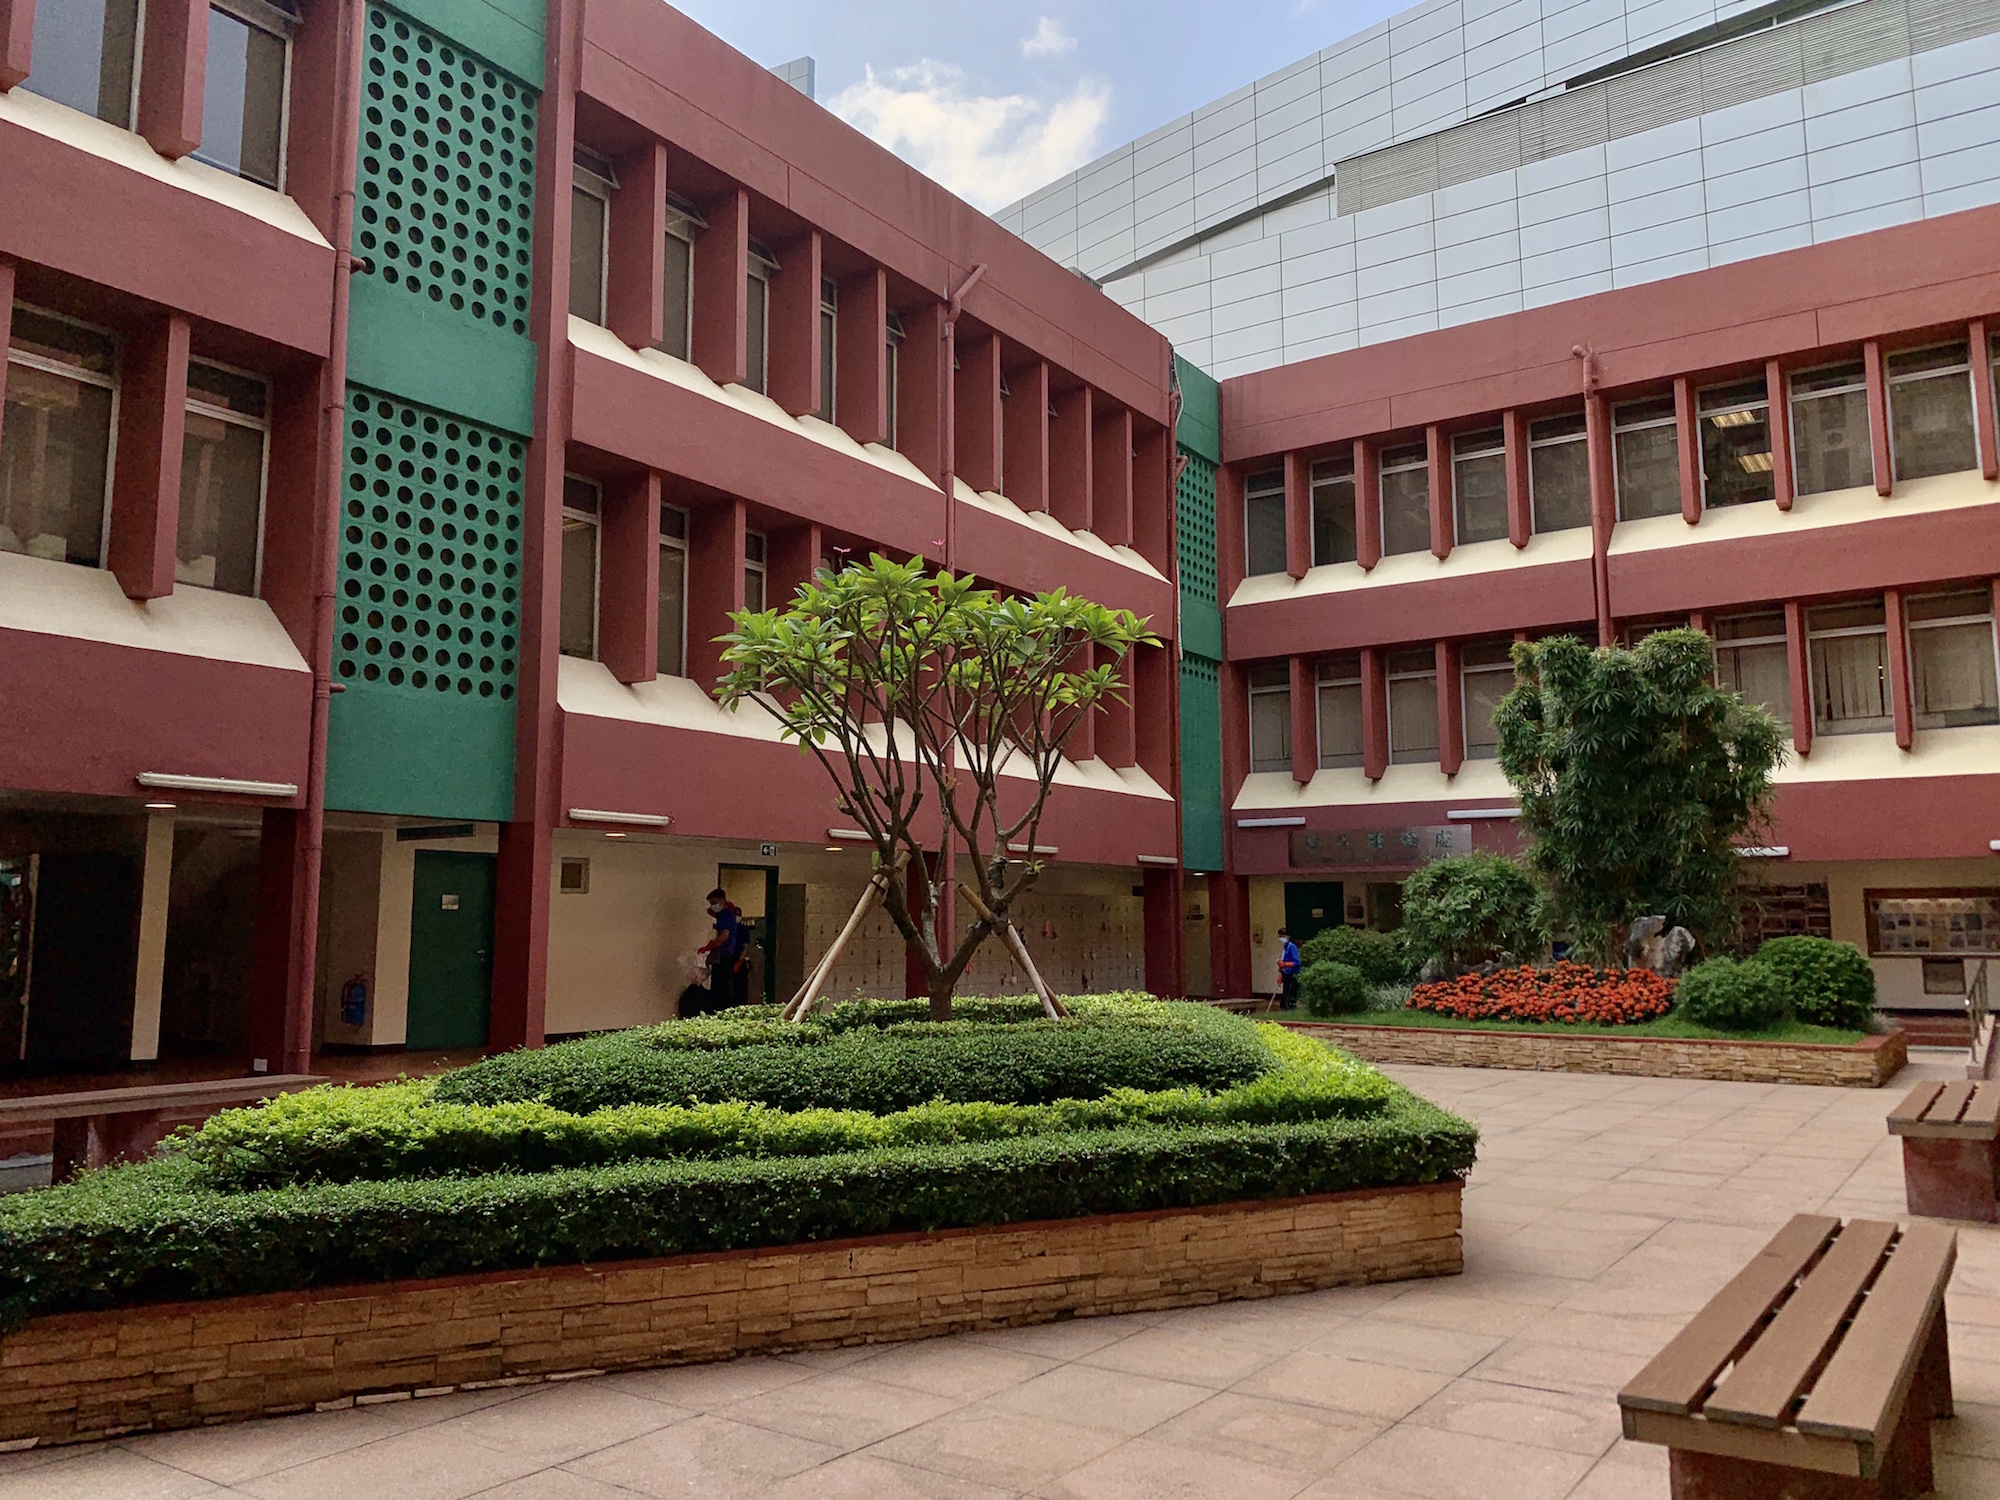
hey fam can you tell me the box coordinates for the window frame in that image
[20,0,147,129]
[1243,466,1286,578]
[743,527,767,612]
[885,309,905,449]
[1711,608,1791,730]
[1787,359,1872,499]
[1385,646,1439,766]
[194,0,294,191]
[658,195,704,362]
[1886,340,1980,483]
[1527,410,1589,534]
[1695,376,1774,511]
[1247,662,1291,774]
[1806,599,1892,737]
[1314,655,1363,770]
[558,473,602,661]
[816,275,837,424]
[1458,640,1514,760]
[178,354,271,596]
[2,301,122,571]
[1450,426,1507,545]
[1905,586,2000,731]
[1308,455,1355,567]
[1612,394,1680,521]
[1377,440,1430,557]
[744,239,779,396]
[569,152,616,327]
[657,500,689,678]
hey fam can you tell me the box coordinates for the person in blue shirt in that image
[700,888,750,1007]
[1277,927,1302,1010]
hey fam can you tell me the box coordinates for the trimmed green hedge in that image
[1300,962,1373,1018]
[0,1093,1476,1326]
[1298,928,1414,986]
[1677,956,1788,1031]
[175,1026,1395,1189]
[1754,937,1876,1030]
[432,995,1272,1115]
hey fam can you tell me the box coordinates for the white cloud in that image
[830,61,1108,212]
[1020,17,1077,58]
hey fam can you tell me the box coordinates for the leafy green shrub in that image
[1752,937,1875,1030]
[0,1092,1477,1326]
[1299,962,1373,1018]
[174,1026,1394,1189]
[1675,956,1788,1032]
[1298,927,1414,985]
[435,996,1270,1115]
[1399,854,1543,975]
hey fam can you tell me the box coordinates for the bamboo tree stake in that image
[960,885,1069,1020]
[785,853,906,1021]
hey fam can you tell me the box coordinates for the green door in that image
[1284,882,1345,949]
[406,851,495,1048]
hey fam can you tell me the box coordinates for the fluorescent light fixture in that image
[568,808,672,828]
[824,845,843,852]
[827,828,872,842]
[1236,816,1305,829]
[1007,842,1059,855]
[143,801,177,812]
[1990,840,2000,853]
[1737,452,1775,473]
[603,831,628,839]
[1136,854,1179,866]
[1447,807,1520,821]
[1737,846,1790,858]
[137,772,299,797]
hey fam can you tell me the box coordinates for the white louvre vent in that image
[1438,114,1522,189]
[1909,0,1990,50]
[1700,27,1803,114]
[1520,88,1609,165]
[1802,0,1910,83]
[1606,54,1699,137]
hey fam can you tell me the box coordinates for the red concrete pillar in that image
[1886,587,1914,750]
[1864,339,1892,496]
[1049,384,1093,533]
[766,520,822,610]
[1503,409,1531,548]
[1,0,30,89]
[258,367,323,656]
[1436,639,1463,776]
[1135,642,1173,785]
[1143,866,1184,999]
[686,499,747,691]
[1100,650,1137,769]
[1674,376,1700,524]
[1216,464,1245,601]
[835,267,888,446]
[1354,439,1381,569]
[956,332,1002,493]
[1971,319,1998,481]
[1585,391,1616,644]
[1784,599,1813,757]
[895,300,944,486]
[1767,359,1795,510]
[1427,423,1453,559]
[1094,403,1134,548]
[246,807,311,1070]
[1214,872,1252,998]
[0,261,12,446]
[767,229,822,417]
[1360,645,1388,781]
[691,187,749,387]
[1002,360,1049,510]
[1288,654,1314,784]
[1132,423,1170,572]
[138,0,207,159]
[1283,450,1309,579]
[108,312,191,601]
[598,470,661,685]
[606,141,666,350]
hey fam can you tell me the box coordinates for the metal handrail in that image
[1970,957,1991,1052]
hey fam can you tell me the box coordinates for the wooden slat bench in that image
[0,1075,323,1182]
[1889,1080,2000,1223]
[1619,1214,1957,1499]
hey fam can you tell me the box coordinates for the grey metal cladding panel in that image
[1520,87,1609,164]
[1909,0,1995,50]
[1701,25,1804,113]
[1437,112,1522,187]
[1607,53,1700,136]
[1802,0,1911,84]
[1345,135,1440,212]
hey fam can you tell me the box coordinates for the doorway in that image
[718,864,779,1005]
[405,851,495,1049]
[1284,881,1345,950]
[23,852,141,1067]
[1184,874,1212,999]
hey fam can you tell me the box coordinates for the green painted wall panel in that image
[1178,655,1224,872]
[347,276,537,437]
[1174,355,1220,465]
[1173,401,1225,872]
[326,682,518,821]
[382,0,544,90]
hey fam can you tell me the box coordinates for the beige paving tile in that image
[125,1405,439,1486]
[233,1424,546,1500]
[562,1413,837,1499]
[1034,1434,1311,1500]
[1400,1376,1622,1457]
[1232,1352,1450,1422]
[602,1354,811,1411]
[0,1447,230,1500]
[986,1363,1211,1437]
[1074,1324,1282,1388]
[869,1405,1123,1491]
[755,1451,1020,1500]
[430,1380,684,1467]
[472,1471,663,1500]
[844,1336,1058,1402]
[1304,1316,1505,1376]
[963,1317,1141,1361]
[1558,1439,1669,1500]
[1322,1422,1595,1500]
[717,1370,961,1450]
[1937,1448,2000,1499]
[1146,1391,1383,1475]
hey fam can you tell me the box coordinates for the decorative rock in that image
[1624,916,1698,977]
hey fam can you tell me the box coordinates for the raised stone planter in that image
[1291,1022,1906,1088]
[0,1181,1462,1448]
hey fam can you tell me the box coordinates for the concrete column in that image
[606,141,667,350]
[686,498,746,691]
[1288,654,1314,785]
[247,807,310,1071]
[1282,450,1309,579]
[1503,409,1531,548]
[129,813,174,1062]
[766,520,822,609]
[767,229,822,417]
[1067,645,1097,764]
[1767,359,1795,510]
[1427,423,1452,559]
[1100,649,1137,769]
[1142,866,1184,1000]
[1886,587,1914,750]
[1784,599,1812,758]
[1049,384,1092,533]
[1864,340,1892,496]
[1093,403,1134,549]
[835,267,888,447]
[1134,640,1174,785]
[956,332,1002,493]
[0,0,30,90]
[1675,376,1700,524]
[1436,639,1463,777]
[691,187,749,387]
[0,260,12,451]
[597,469,661,685]
[1972,319,1998,481]
[1132,423,1171,572]
[138,0,207,160]
[1585,391,1616,644]
[1354,439,1380,569]
[108,312,191,601]
[1361,645,1388,781]
[372,836,414,1046]
[1002,359,1049,510]
[895,300,944,486]
[1215,465,1244,600]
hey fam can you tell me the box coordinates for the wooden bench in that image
[1889,1081,2000,1223]
[1619,1214,1956,1499]
[0,1075,323,1182]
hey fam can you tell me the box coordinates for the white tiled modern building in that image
[998,0,2000,378]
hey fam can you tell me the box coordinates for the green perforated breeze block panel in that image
[323,387,524,822]
[1179,653,1225,873]
[1176,448,1222,660]
[348,3,537,434]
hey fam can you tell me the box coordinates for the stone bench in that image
[1889,1080,2000,1223]
[1619,1213,1956,1499]
[0,1075,322,1182]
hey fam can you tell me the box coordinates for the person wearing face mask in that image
[698,887,750,1008]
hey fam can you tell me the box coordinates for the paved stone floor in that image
[5,1056,1999,1499]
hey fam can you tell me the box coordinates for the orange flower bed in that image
[1408,961,1675,1026]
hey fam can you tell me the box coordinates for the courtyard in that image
[0,1057,1990,1500]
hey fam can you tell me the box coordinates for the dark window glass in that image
[1790,363,1871,496]
[1379,442,1429,556]
[1244,469,1286,577]
[569,184,607,323]
[1888,343,1977,482]
[22,0,140,126]
[1309,457,1355,566]
[659,232,692,359]
[1529,413,1590,533]
[196,6,287,189]
[1452,428,1507,543]
[1698,378,1774,509]
[1614,396,1680,519]
[1,308,116,568]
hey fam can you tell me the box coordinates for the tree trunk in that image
[927,982,953,1022]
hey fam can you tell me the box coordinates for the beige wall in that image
[1248,875,1286,996]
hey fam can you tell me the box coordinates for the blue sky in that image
[669,1,1407,211]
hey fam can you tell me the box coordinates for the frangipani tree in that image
[715,556,1157,1021]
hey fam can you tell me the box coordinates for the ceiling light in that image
[1709,410,1759,428]
[603,831,628,839]
[143,801,177,811]
[1737,452,1774,473]
[825,845,843,852]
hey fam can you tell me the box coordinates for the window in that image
[885,310,904,449]
[1460,641,1514,759]
[1529,412,1590,533]
[1714,609,1790,729]
[195,1,289,189]
[177,360,267,594]
[1807,599,1890,736]
[1248,663,1290,773]
[1790,362,1871,497]
[1888,342,1977,482]
[1,306,116,569]
[1447,427,1507,544]
[1614,396,1679,519]
[817,276,837,423]
[1243,467,1286,577]
[558,857,590,894]
[743,529,766,612]
[21,0,141,127]
[1907,588,1998,730]
[569,151,615,324]
[658,197,702,361]
[1622,616,1684,648]
[559,475,599,659]
[1379,442,1429,555]
[1387,647,1437,764]
[657,503,687,677]
[1697,378,1773,509]
[1315,655,1362,769]
[1309,456,1355,565]
[745,241,778,396]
